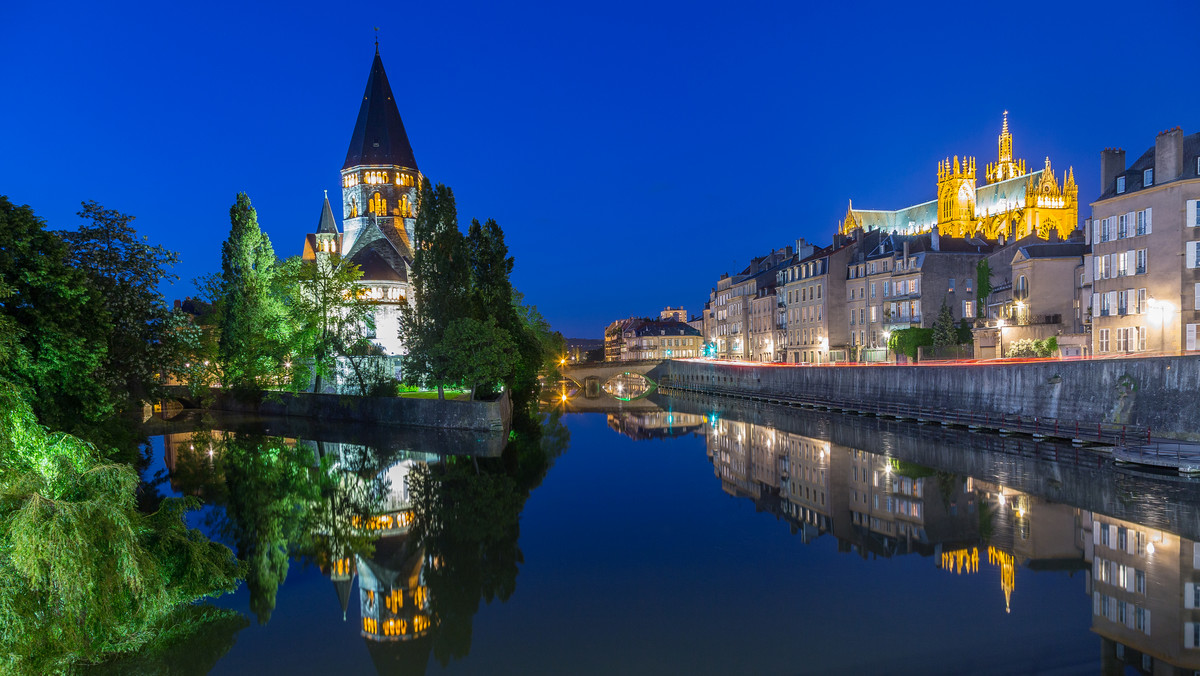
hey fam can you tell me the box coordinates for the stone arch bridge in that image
[560,359,664,399]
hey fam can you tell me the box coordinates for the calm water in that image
[119,392,1200,675]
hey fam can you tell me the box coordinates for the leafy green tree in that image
[60,201,180,403]
[0,382,242,673]
[219,433,317,624]
[976,259,992,318]
[401,184,470,399]
[932,300,958,348]
[0,196,111,429]
[887,327,933,361]
[434,316,516,400]
[466,218,514,320]
[279,254,375,393]
[216,193,290,391]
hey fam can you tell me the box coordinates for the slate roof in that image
[1016,242,1089,259]
[630,320,702,338]
[1097,131,1200,201]
[316,194,339,234]
[342,217,408,283]
[343,50,418,171]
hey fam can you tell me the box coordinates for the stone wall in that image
[651,356,1200,439]
[206,389,511,434]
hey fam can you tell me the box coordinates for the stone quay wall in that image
[651,356,1200,439]
[203,389,511,433]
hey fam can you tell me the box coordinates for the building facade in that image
[1089,127,1200,355]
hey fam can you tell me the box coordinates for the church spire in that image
[342,49,418,171]
[986,110,1025,183]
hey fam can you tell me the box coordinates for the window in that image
[1189,200,1200,228]
[948,278,955,292]
[1116,176,1126,193]
[1144,168,1153,186]
[1099,329,1110,353]
[1136,209,1151,235]
[1118,213,1127,239]
[1136,249,1146,275]
[1116,328,1128,352]
[369,192,386,215]
[1136,569,1146,594]
[1137,326,1146,351]
[1137,288,1147,314]
[965,278,973,293]
[963,300,973,318]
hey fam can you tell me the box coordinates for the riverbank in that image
[164,387,512,434]
[650,355,1200,440]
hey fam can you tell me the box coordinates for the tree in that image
[279,254,374,393]
[466,218,514,321]
[60,201,180,403]
[976,259,993,318]
[434,317,516,400]
[0,196,111,429]
[216,193,290,391]
[0,381,242,673]
[400,184,470,399]
[932,300,958,348]
[887,327,933,361]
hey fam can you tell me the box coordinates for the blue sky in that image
[3,0,1198,337]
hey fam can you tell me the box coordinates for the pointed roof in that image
[343,50,418,171]
[317,191,339,234]
[342,217,409,283]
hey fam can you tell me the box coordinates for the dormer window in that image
[1144,168,1153,186]
[1116,176,1126,194]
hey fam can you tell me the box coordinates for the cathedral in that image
[841,114,1079,242]
[302,45,422,359]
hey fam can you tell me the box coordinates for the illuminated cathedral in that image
[302,44,422,358]
[840,114,1079,241]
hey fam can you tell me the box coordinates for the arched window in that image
[370,193,386,216]
[349,197,358,219]
[400,195,410,217]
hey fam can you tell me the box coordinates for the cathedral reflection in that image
[608,405,1200,673]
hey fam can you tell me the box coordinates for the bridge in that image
[559,359,664,399]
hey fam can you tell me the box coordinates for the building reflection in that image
[606,410,706,441]
[611,406,1200,671]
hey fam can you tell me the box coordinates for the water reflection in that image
[610,392,1200,673]
[129,410,568,674]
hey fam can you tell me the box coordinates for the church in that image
[302,44,422,360]
[841,114,1079,242]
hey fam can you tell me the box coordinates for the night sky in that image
[3,1,1199,338]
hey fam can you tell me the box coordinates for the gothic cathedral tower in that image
[340,44,423,259]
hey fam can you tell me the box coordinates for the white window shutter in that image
[1127,212,1136,236]
[1127,250,1136,273]
[1196,542,1200,568]
[1145,609,1150,635]
[1195,283,1200,311]
[1189,243,1198,269]
[1093,591,1102,615]
[1093,218,1101,243]
[1188,324,1198,351]
[1094,526,1101,545]
[1093,256,1100,279]
[1187,583,1196,610]
[1189,200,1198,228]
[1145,207,1152,233]
[1127,602,1136,629]
[1108,291,1118,311]
[1127,571,1136,592]
[1092,293,1099,318]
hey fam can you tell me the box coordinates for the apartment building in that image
[707,246,793,360]
[1090,127,1200,354]
[779,237,857,363]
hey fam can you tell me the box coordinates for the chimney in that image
[1155,127,1184,183]
[1100,148,1126,194]
[902,240,910,266]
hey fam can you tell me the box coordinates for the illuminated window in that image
[370,193,386,216]
[400,194,410,217]
[349,197,358,218]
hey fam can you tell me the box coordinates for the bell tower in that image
[340,44,422,258]
[936,155,978,237]
[985,111,1027,183]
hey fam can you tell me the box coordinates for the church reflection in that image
[607,397,1200,674]
[155,409,566,675]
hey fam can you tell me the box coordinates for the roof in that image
[343,50,418,171]
[1015,242,1089,260]
[342,217,409,283]
[849,199,938,235]
[1098,131,1200,200]
[316,194,339,234]
[630,320,702,338]
[976,171,1038,217]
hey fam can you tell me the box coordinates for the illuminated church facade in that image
[840,114,1079,242]
[302,45,423,360]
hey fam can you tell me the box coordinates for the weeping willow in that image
[0,383,243,673]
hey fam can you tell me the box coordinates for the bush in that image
[1005,337,1058,358]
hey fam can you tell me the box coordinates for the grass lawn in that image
[398,390,471,400]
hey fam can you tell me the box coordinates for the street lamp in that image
[881,330,891,363]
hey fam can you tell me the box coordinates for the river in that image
[114,391,1200,674]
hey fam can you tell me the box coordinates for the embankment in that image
[170,388,512,434]
[650,356,1200,439]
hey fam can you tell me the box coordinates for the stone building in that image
[302,46,422,364]
[972,240,1091,358]
[840,114,1078,243]
[623,319,703,360]
[706,246,793,360]
[660,306,687,322]
[779,236,859,364]
[1088,127,1200,354]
